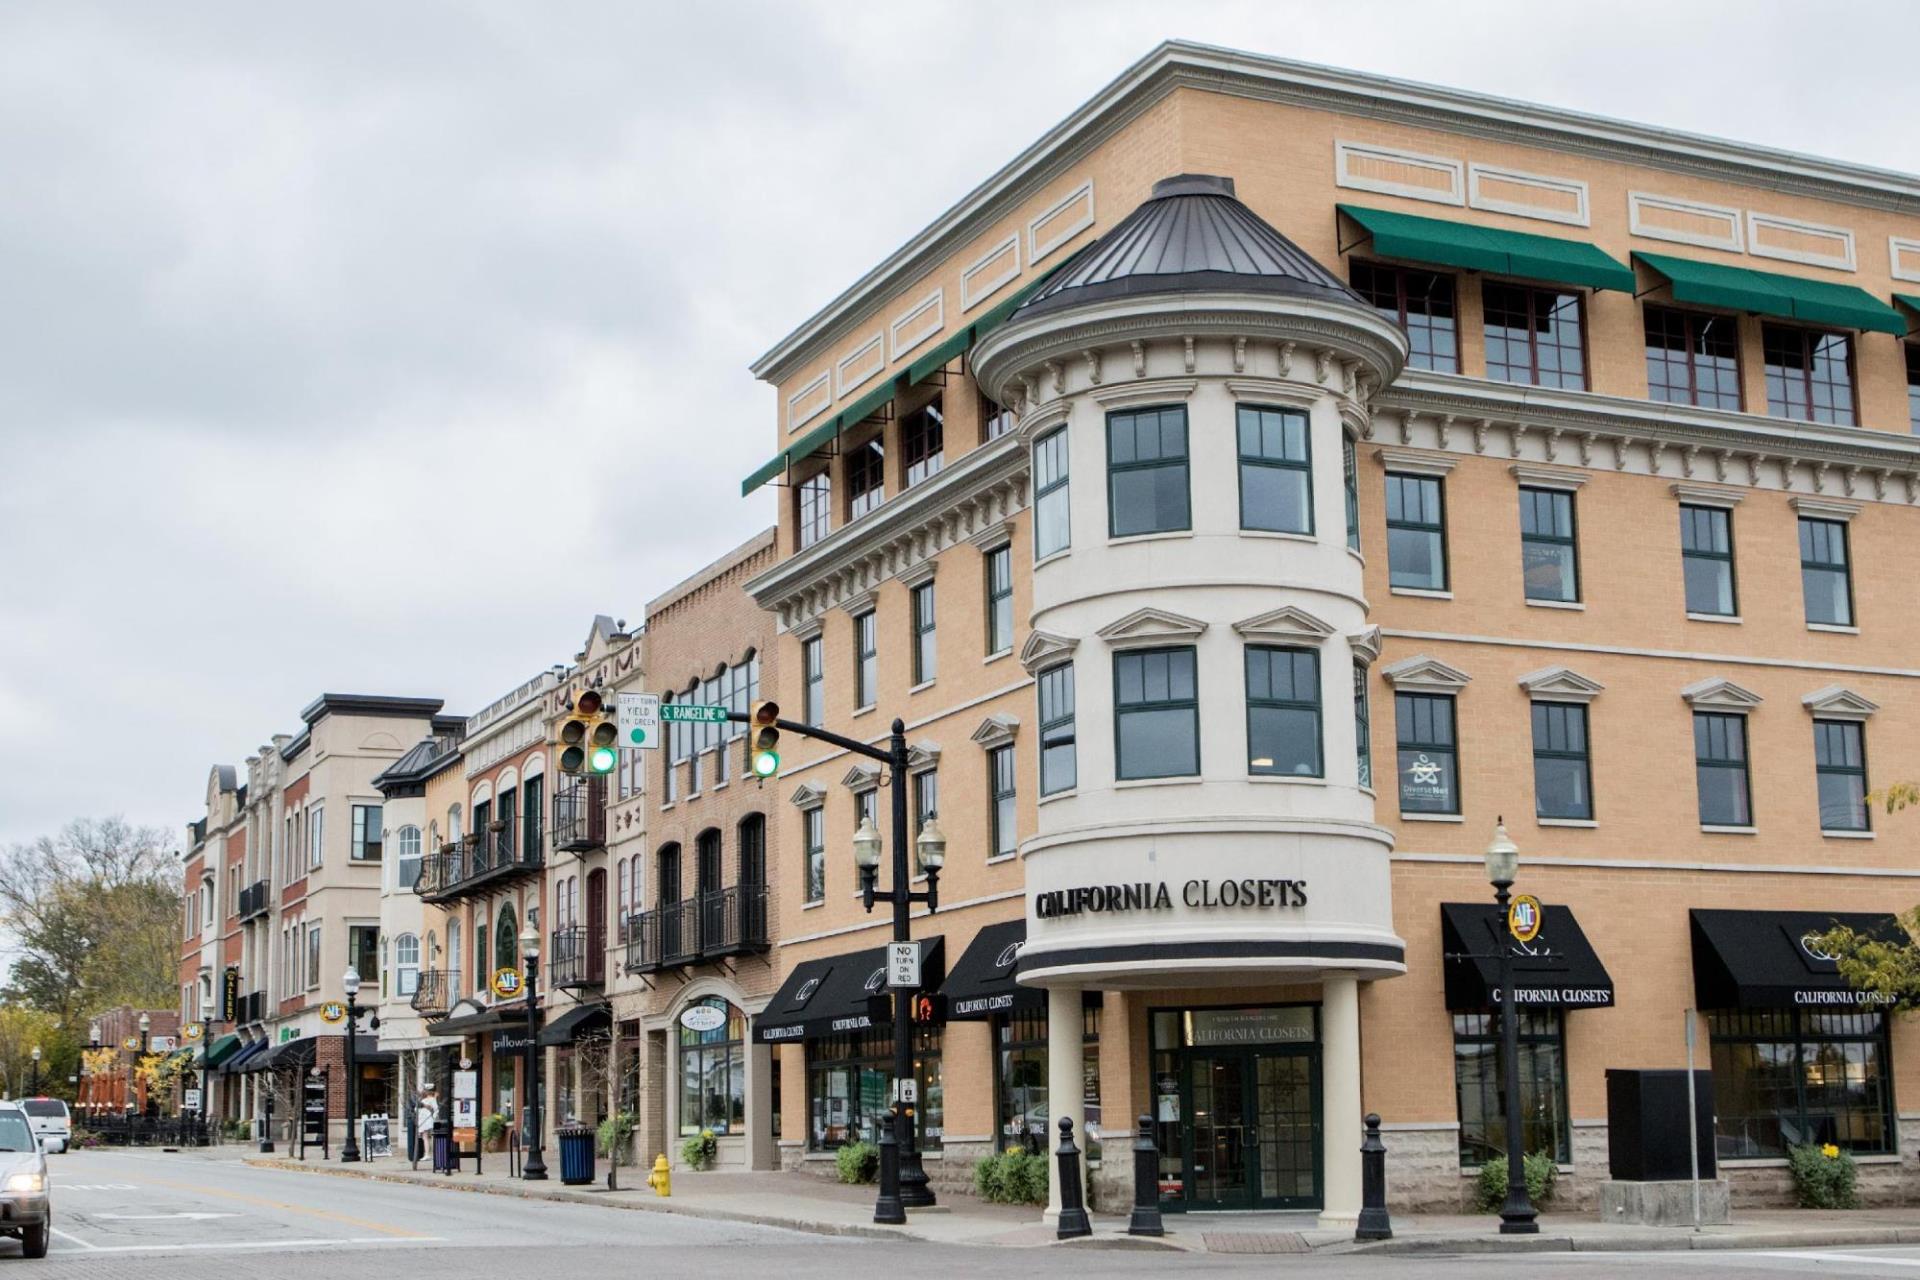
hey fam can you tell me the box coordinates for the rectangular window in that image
[797,470,831,550]
[853,612,876,709]
[988,745,1016,859]
[1107,406,1190,537]
[1385,472,1447,591]
[1483,282,1586,390]
[1038,664,1076,796]
[982,393,1017,442]
[1351,260,1458,373]
[307,805,324,870]
[803,807,824,905]
[1245,646,1322,778]
[902,400,945,488]
[847,438,885,519]
[306,923,321,990]
[914,769,939,833]
[1453,1011,1570,1165]
[1114,647,1199,780]
[1814,719,1869,833]
[1694,712,1752,828]
[1518,487,1579,603]
[803,636,824,726]
[1764,325,1856,425]
[984,545,1014,655]
[348,924,378,985]
[351,804,383,861]
[1907,344,1920,434]
[911,582,937,685]
[1531,702,1592,820]
[1236,404,1312,534]
[1396,692,1459,814]
[1343,436,1360,552]
[1644,307,1741,410]
[1033,427,1070,560]
[1799,517,1853,627]
[1679,504,1737,616]
[1711,1010,1893,1157]
[1354,662,1372,789]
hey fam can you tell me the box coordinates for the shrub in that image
[974,1148,1049,1205]
[480,1113,508,1148]
[835,1140,879,1185]
[1474,1150,1557,1212]
[596,1111,635,1159]
[680,1128,717,1170]
[1788,1143,1859,1209]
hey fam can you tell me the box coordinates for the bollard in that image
[1054,1115,1092,1240]
[1127,1114,1164,1237]
[1355,1113,1393,1242]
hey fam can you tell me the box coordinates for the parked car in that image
[15,1103,67,1157]
[0,1104,50,1258]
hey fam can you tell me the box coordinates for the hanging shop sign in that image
[1035,878,1307,920]
[222,967,242,1022]
[183,1023,203,1041]
[319,1002,348,1024]
[1508,895,1544,944]
[491,967,524,1000]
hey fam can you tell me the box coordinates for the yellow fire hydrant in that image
[647,1154,671,1197]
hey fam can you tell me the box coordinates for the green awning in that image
[907,327,974,385]
[1893,294,1920,327]
[1634,252,1905,336]
[202,1033,242,1068]
[1338,204,1636,293]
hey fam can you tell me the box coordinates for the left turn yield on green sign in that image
[617,692,660,750]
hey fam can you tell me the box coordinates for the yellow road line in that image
[130,1172,431,1239]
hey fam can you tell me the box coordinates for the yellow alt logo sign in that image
[491,967,524,999]
[319,1001,348,1024]
[1508,894,1543,944]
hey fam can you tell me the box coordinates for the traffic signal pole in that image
[726,708,936,1221]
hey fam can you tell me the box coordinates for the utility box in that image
[1606,1069,1715,1181]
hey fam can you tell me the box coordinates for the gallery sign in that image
[1035,878,1308,920]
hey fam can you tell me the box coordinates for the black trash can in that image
[557,1124,595,1186]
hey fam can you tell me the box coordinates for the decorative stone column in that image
[1044,984,1084,1223]
[1319,975,1362,1229]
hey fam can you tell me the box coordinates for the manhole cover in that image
[1203,1232,1309,1254]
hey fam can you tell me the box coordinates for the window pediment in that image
[788,782,826,809]
[908,741,942,771]
[1517,665,1605,703]
[841,763,881,792]
[1680,677,1763,712]
[1019,629,1079,674]
[1232,605,1336,647]
[1380,654,1471,692]
[971,714,1020,749]
[1801,684,1879,720]
[1349,626,1384,664]
[1097,606,1209,650]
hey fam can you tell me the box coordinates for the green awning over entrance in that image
[201,1033,242,1068]
[1337,203,1636,293]
[1634,252,1906,336]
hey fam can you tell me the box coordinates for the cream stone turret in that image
[971,173,1409,1227]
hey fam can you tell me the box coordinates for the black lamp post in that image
[519,923,548,1180]
[852,724,946,1225]
[199,994,218,1144]
[29,1046,40,1096]
[341,968,363,1163]
[1485,820,1538,1236]
[131,1012,151,1112]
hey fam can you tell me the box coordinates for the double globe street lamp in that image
[1484,820,1539,1236]
[340,967,366,1163]
[518,923,548,1181]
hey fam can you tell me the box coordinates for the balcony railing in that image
[552,778,607,854]
[417,828,543,903]
[237,879,271,921]
[624,885,768,975]
[410,970,453,1017]
[549,926,605,989]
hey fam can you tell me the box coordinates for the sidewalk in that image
[235,1150,1920,1255]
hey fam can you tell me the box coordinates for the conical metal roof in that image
[1019,174,1366,318]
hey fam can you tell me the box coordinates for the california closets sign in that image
[1035,878,1308,920]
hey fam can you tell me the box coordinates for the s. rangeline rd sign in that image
[660,703,729,724]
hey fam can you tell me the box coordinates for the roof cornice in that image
[751,39,1920,383]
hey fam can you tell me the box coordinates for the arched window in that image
[394,933,420,996]
[448,805,463,844]
[394,825,423,891]
[678,997,746,1136]
[495,903,519,975]
[448,920,463,995]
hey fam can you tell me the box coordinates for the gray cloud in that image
[2,0,1915,847]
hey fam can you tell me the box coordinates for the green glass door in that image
[1254,1050,1322,1208]
[1183,1047,1322,1210]
[1187,1053,1251,1208]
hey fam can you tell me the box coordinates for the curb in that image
[1335,1223,1920,1256]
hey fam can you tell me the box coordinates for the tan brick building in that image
[739,41,1920,1220]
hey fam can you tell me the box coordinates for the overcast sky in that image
[3,0,1917,851]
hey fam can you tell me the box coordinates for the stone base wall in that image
[1382,1123,1614,1213]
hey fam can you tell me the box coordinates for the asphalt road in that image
[11,1149,1920,1277]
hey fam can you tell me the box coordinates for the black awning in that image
[944,920,1038,1020]
[754,937,945,1044]
[258,1036,316,1072]
[353,1034,395,1065]
[538,1002,611,1047]
[1441,902,1615,1010]
[425,1005,527,1038]
[1691,909,1904,1009]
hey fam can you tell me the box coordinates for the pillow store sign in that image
[1035,877,1308,920]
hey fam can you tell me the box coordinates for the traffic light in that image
[558,689,619,775]
[747,700,780,779]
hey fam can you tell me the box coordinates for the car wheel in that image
[20,1222,48,1259]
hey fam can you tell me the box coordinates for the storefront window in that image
[1710,1009,1893,1157]
[994,1004,1102,1159]
[1452,1011,1570,1166]
[678,998,746,1136]
[807,1028,942,1152]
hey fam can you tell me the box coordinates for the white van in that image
[18,1100,69,1155]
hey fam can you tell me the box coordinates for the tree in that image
[1810,907,1920,1013]
[0,1007,69,1100]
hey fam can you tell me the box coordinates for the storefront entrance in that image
[1153,1004,1323,1211]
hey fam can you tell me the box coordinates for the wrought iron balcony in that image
[237,879,271,921]
[623,885,768,975]
[549,926,604,990]
[552,778,607,854]
[418,828,543,903]
[409,970,453,1017]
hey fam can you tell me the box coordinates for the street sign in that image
[887,941,922,989]
[183,1089,201,1111]
[660,703,729,723]
[618,692,661,750]
[893,1077,917,1105]
[1508,894,1543,943]
[491,967,524,999]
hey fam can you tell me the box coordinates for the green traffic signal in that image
[589,745,618,774]
[751,748,780,778]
